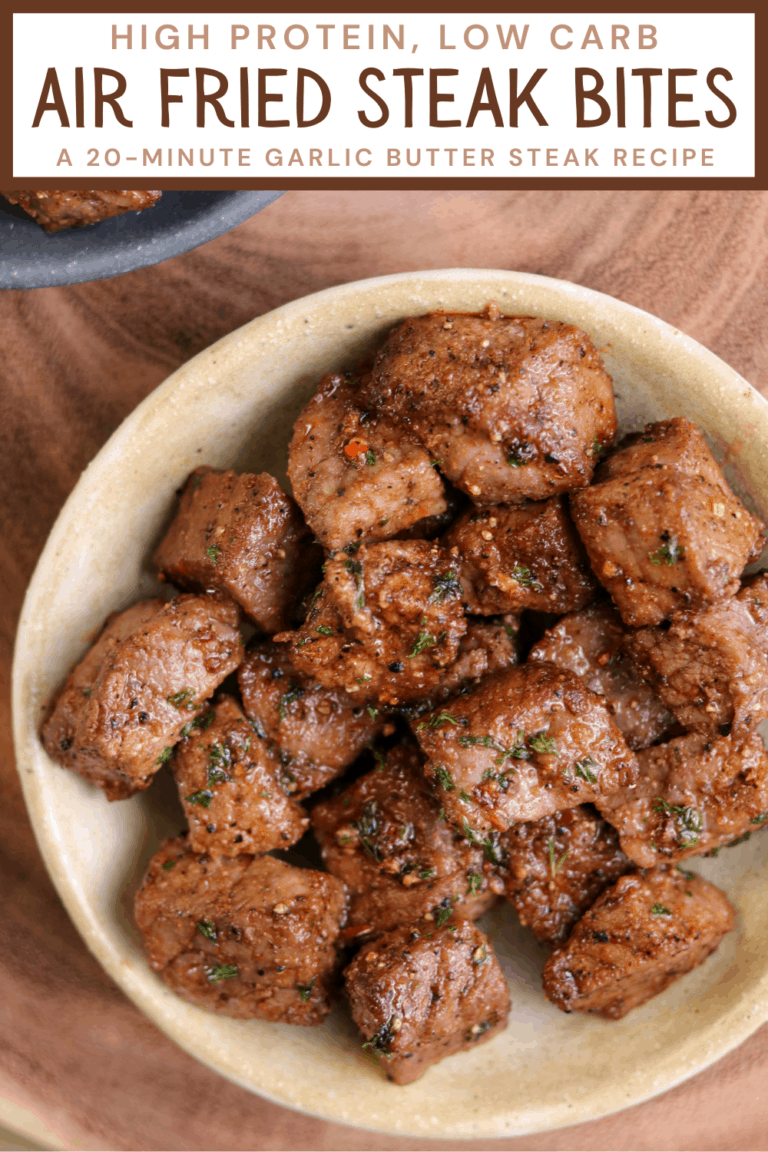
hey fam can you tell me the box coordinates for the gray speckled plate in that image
[0,190,283,289]
[11,270,768,1139]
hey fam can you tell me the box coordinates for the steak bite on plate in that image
[154,467,320,634]
[41,593,243,801]
[443,496,597,615]
[310,744,501,938]
[280,540,468,706]
[288,371,448,551]
[570,418,765,628]
[413,663,638,836]
[173,695,308,855]
[135,841,347,1023]
[597,718,768,867]
[529,601,672,750]
[1,189,161,231]
[365,307,616,506]
[625,584,768,738]
[344,915,510,1084]
[503,805,633,947]
[542,866,734,1019]
[237,640,385,797]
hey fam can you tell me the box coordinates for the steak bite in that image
[154,467,320,634]
[344,915,510,1084]
[281,540,468,706]
[529,602,672,750]
[503,805,633,946]
[41,594,243,801]
[287,371,447,551]
[443,497,597,615]
[172,695,308,855]
[1,189,161,231]
[542,867,734,1019]
[310,744,501,938]
[413,663,638,836]
[570,418,765,628]
[625,588,768,737]
[431,615,519,701]
[237,641,385,797]
[366,307,616,506]
[135,841,347,1023]
[597,719,768,867]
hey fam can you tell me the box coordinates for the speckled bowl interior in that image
[12,269,768,1139]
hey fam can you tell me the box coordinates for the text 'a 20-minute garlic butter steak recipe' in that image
[40,304,766,1084]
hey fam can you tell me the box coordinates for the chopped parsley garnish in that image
[206,963,238,983]
[367,742,386,770]
[434,766,455,791]
[676,865,696,879]
[510,565,543,591]
[366,705,379,719]
[729,831,751,847]
[417,711,466,731]
[434,903,453,928]
[365,449,376,467]
[652,798,702,849]
[344,557,365,611]
[278,683,305,723]
[547,838,568,877]
[649,536,684,566]
[362,1015,396,1058]
[308,588,323,618]
[185,789,213,808]
[206,544,220,565]
[353,799,381,861]
[529,732,558,756]
[207,742,232,786]
[428,569,464,604]
[180,709,216,738]
[167,687,195,709]
[751,813,768,825]
[418,867,435,880]
[297,977,316,1002]
[83,686,92,697]
[156,747,173,765]
[459,789,472,803]
[458,730,528,766]
[462,820,503,865]
[467,1019,493,1041]
[408,622,445,658]
[161,859,177,871]
[574,757,598,783]
[591,436,602,457]
[506,440,532,468]
[467,871,482,896]
[197,919,217,941]
[651,903,672,916]
[315,625,334,636]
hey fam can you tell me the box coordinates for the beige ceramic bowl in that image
[12,269,768,1139]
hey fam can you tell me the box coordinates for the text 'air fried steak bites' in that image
[287,371,448,550]
[41,594,243,800]
[503,805,632,946]
[529,602,673,750]
[154,467,320,634]
[625,582,768,737]
[135,840,347,1024]
[570,418,765,627]
[172,695,308,856]
[413,663,638,837]
[1,189,162,231]
[281,540,467,706]
[542,867,734,1019]
[366,307,616,506]
[238,641,385,797]
[443,497,597,615]
[597,720,768,867]
[311,744,501,938]
[344,915,510,1083]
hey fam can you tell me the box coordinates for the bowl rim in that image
[12,266,768,1139]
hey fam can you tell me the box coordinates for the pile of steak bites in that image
[42,306,767,1084]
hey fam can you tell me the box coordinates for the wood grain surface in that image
[2,190,767,1152]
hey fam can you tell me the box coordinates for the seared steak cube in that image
[597,718,768,867]
[237,641,384,797]
[288,371,448,551]
[432,615,519,700]
[173,695,308,855]
[413,663,637,836]
[366,307,616,507]
[281,541,467,706]
[443,497,596,615]
[134,840,347,1023]
[41,594,243,800]
[570,418,765,627]
[503,805,632,946]
[626,586,768,737]
[529,602,672,750]
[543,867,734,1018]
[154,467,320,634]
[311,744,501,937]
[2,189,161,231]
[344,915,510,1084]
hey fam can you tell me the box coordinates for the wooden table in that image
[2,190,767,1152]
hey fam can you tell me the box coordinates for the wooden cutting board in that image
[2,190,767,1152]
